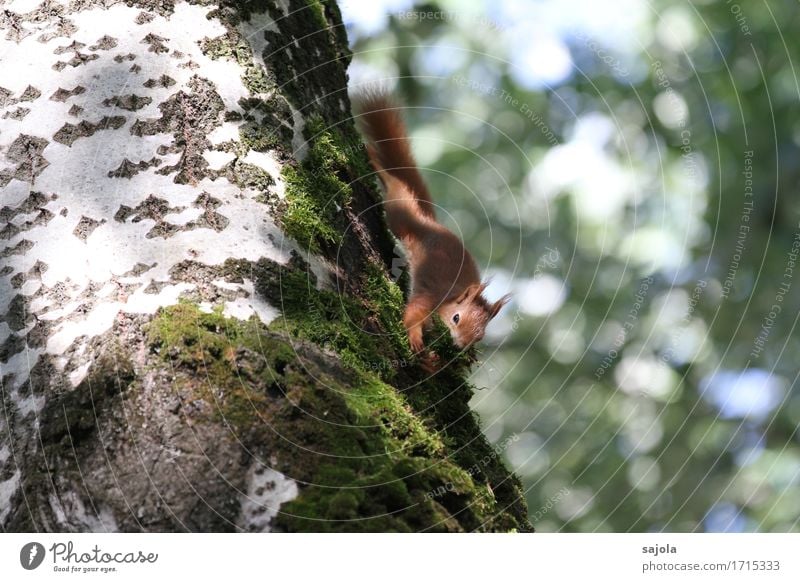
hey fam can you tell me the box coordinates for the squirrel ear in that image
[489,294,512,319]
[455,284,479,304]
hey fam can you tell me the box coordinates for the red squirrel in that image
[353,91,510,355]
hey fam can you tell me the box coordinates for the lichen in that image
[199,32,273,96]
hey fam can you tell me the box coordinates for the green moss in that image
[273,370,498,532]
[305,0,330,30]
[427,316,479,370]
[281,167,342,253]
[256,258,529,530]
[279,116,364,253]
[253,259,399,376]
[363,262,410,354]
[345,375,442,458]
[145,296,528,532]
[402,367,529,532]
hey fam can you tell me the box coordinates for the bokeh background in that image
[339,0,800,532]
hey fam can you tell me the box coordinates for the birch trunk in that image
[0,0,531,532]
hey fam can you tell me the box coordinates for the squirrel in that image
[353,90,510,356]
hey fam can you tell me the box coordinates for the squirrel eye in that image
[452,313,460,324]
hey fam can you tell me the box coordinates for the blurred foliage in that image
[340,0,800,532]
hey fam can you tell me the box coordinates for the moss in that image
[402,367,530,532]
[427,316,480,370]
[363,262,410,355]
[257,256,528,529]
[345,375,442,457]
[145,296,529,532]
[272,380,496,532]
[280,166,342,252]
[252,258,399,376]
[278,116,363,254]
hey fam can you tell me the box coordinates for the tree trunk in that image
[0,0,531,532]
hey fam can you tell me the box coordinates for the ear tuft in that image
[489,294,512,319]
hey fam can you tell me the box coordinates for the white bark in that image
[1,0,320,532]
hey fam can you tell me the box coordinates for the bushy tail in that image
[352,90,435,223]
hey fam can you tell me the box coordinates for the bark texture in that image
[0,0,531,532]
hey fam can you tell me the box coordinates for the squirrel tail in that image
[353,90,436,223]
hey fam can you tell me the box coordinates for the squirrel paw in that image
[408,328,425,353]
[419,352,441,373]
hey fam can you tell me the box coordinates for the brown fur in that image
[353,90,511,354]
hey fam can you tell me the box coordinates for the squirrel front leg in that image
[403,294,435,353]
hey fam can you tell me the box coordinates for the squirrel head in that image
[439,282,511,348]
